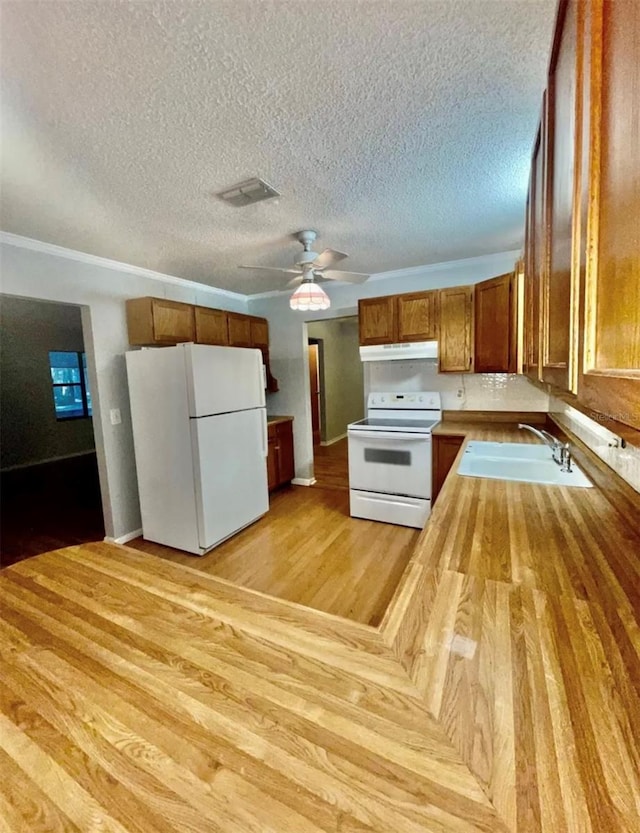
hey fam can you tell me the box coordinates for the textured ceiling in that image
[0,0,556,294]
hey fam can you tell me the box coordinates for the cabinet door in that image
[126,297,195,345]
[579,0,640,430]
[438,286,474,372]
[397,291,438,341]
[432,435,464,505]
[227,313,252,347]
[276,421,295,483]
[152,299,195,343]
[250,317,269,348]
[543,0,580,389]
[194,307,229,346]
[266,438,279,491]
[525,121,545,381]
[474,273,515,372]
[358,296,397,345]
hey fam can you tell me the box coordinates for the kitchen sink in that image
[457,441,593,487]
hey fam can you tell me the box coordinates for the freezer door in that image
[191,407,269,551]
[184,343,265,417]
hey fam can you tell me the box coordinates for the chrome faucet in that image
[518,423,572,472]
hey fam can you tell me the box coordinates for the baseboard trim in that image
[320,432,348,447]
[1,449,96,473]
[291,477,316,487]
[104,529,143,545]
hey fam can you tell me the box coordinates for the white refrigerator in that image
[126,343,269,555]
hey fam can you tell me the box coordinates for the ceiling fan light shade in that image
[289,281,330,311]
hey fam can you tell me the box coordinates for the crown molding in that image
[0,231,247,301]
[1,231,521,302]
[366,249,521,282]
[248,248,521,301]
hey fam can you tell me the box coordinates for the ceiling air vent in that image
[217,177,280,207]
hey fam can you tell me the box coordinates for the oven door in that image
[347,430,432,499]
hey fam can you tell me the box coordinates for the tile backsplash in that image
[549,396,640,494]
[365,360,549,411]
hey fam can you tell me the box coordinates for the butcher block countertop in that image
[1,415,639,832]
[266,414,294,426]
[381,415,640,832]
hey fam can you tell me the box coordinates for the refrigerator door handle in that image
[261,412,268,458]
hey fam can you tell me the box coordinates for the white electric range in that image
[347,391,442,528]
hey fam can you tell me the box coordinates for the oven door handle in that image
[348,430,431,442]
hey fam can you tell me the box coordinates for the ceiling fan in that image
[239,230,369,288]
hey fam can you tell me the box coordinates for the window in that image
[49,351,92,419]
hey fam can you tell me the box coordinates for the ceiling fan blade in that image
[321,270,370,284]
[286,275,303,288]
[239,265,300,276]
[312,248,348,270]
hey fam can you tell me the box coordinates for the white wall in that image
[366,361,548,411]
[307,317,364,443]
[250,249,521,481]
[0,296,97,468]
[0,235,247,540]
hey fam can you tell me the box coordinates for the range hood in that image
[359,341,438,362]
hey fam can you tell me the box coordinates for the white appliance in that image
[359,341,438,361]
[126,343,269,555]
[347,391,442,528]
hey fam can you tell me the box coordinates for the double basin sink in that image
[457,441,593,488]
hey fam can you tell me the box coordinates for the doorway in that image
[307,316,364,490]
[308,340,322,446]
[0,296,105,566]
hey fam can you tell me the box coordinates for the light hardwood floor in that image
[130,450,417,627]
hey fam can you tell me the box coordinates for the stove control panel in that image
[368,392,441,410]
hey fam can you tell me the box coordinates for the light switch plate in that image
[110,408,122,426]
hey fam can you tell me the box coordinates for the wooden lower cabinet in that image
[432,435,465,505]
[267,419,295,491]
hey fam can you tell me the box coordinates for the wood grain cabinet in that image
[438,286,474,373]
[521,0,640,432]
[577,0,640,429]
[474,273,517,373]
[396,291,438,341]
[267,419,295,491]
[126,297,195,346]
[432,435,465,505]
[249,316,269,349]
[358,291,438,346]
[227,312,252,347]
[194,307,229,346]
[358,296,397,345]
[126,298,279,392]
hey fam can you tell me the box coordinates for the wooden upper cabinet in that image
[578,0,640,430]
[227,312,252,347]
[474,273,516,373]
[194,307,229,346]
[527,120,546,381]
[358,296,397,345]
[543,0,580,389]
[396,291,438,341]
[126,297,195,346]
[438,286,474,373]
[249,317,269,348]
